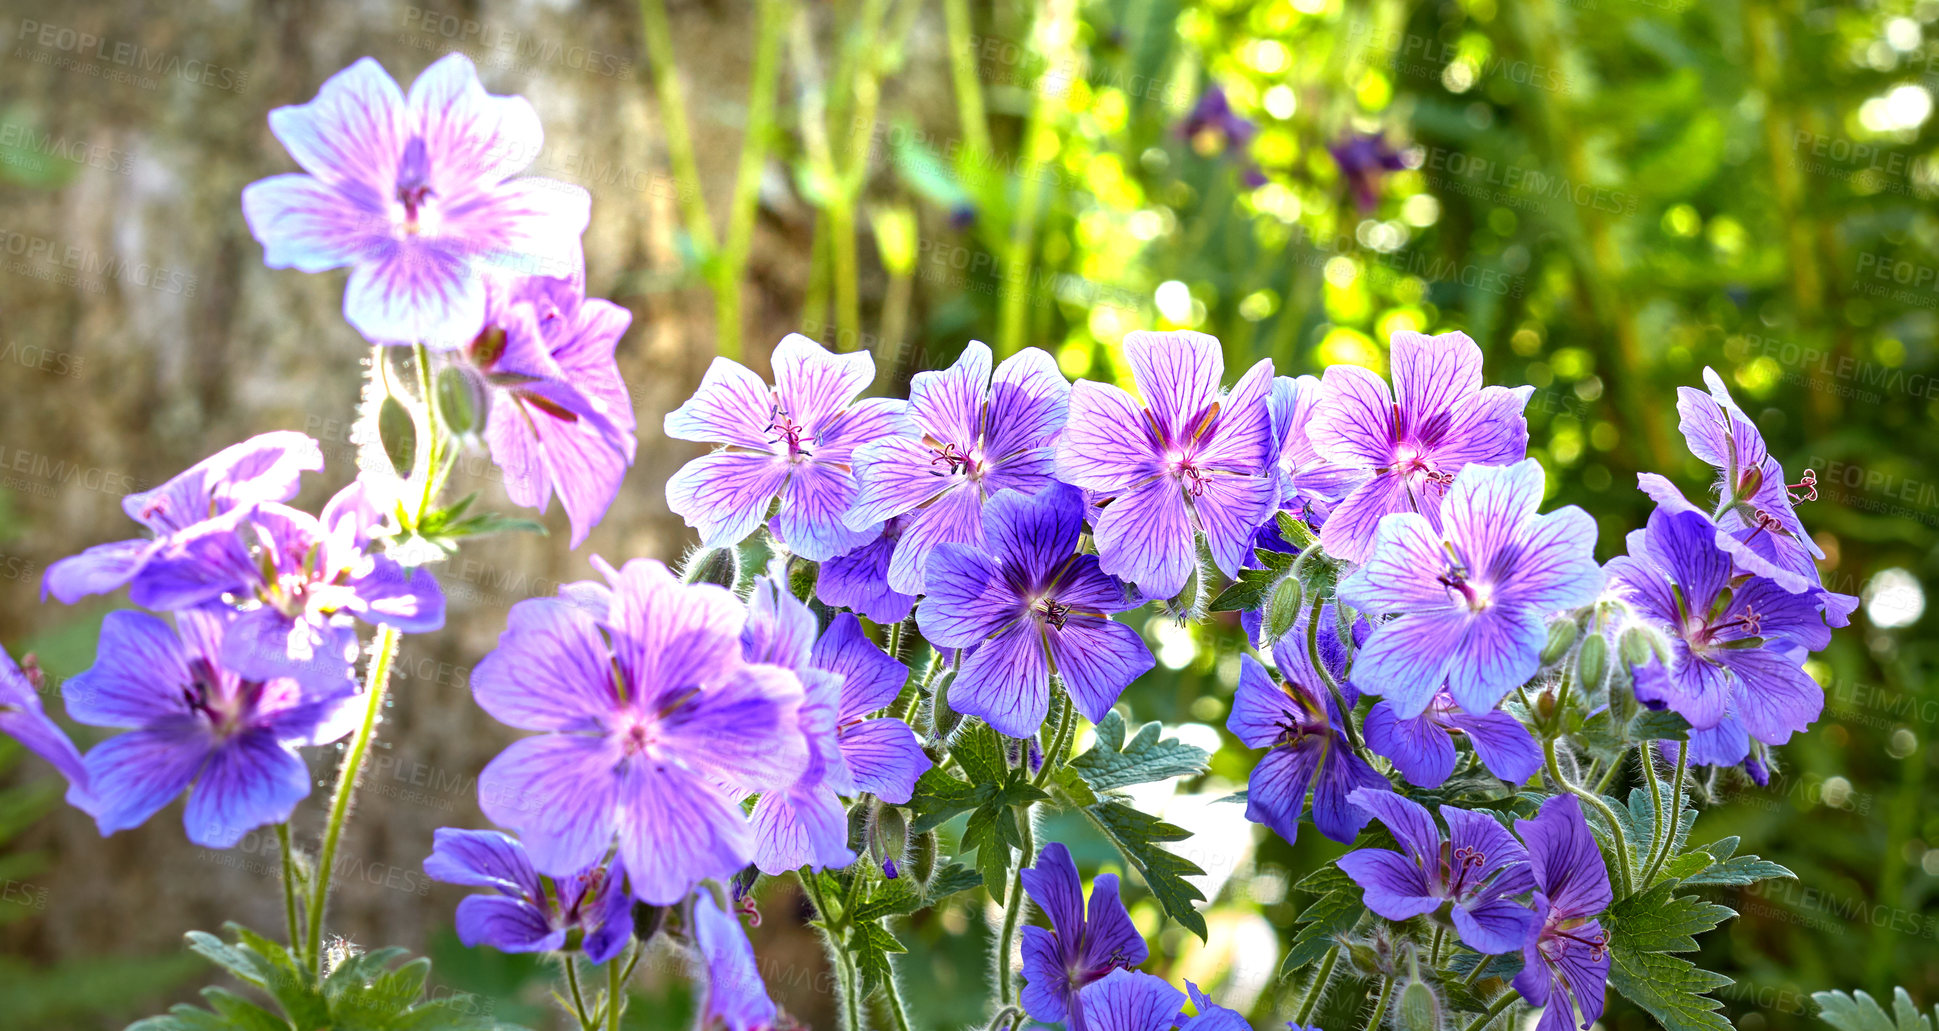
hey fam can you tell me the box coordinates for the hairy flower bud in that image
[1541,619,1578,665]
[929,670,963,739]
[869,803,909,880]
[680,546,742,589]
[378,395,415,479]
[1396,948,1443,1031]
[1575,633,1607,690]
[910,830,938,885]
[1263,574,1304,646]
[436,366,488,437]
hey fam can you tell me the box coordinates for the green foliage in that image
[1063,710,1212,939]
[1278,859,1364,978]
[400,493,546,555]
[1066,710,1211,792]
[1603,881,1737,1031]
[1815,988,1939,1031]
[128,923,527,1031]
[908,723,1046,905]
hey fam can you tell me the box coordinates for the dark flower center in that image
[930,441,982,478]
[1542,920,1609,962]
[396,136,435,231]
[1442,843,1488,897]
[1040,599,1072,630]
[766,401,815,459]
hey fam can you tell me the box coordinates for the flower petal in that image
[984,347,1070,460]
[948,620,1051,738]
[1363,702,1457,788]
[64,611,194,728]
[1092,477,1195,598]
[477,733,622,877]
[473,598,619,732]
[840,718,929,804]
[1046,616,1155,726]
[1056,380,1161,495]
[1337,849,1439,920]
[183,731,309,848]
[666,451,790,551]
[664,356,779,450]
[752,784,855,874]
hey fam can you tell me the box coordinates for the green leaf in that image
[962,801,1026,905]
[852,878,926,922]
[1068,711,1210,792]
[847,921,907,997]
[907,767,988,834]
[198,987,289,1031]
[1604,881,1737,1031]
[1276,832,1391,977]
[923,863,985,903]
[1079,797,1207,940]
[1813,988,1936,1031]
[1208,564,1280,612]
[127,1008,239,1031]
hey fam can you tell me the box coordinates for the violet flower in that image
[241,54,591,348]
[1227,652,1388,845]
[423,827,631,963]
[846,341,1070,594]
[1513,795,1613,1031]
[1363,691,1542,789]
[1056,331,1277,598]
[692,893,787,1031]
[1071,969,1183,1031]
[1308,330,1532,562]
[42,431,323,605]
[458,274,636,548]
[741,578,928,873]
[1639,367,1857,625]
[1268,373,1364,525]
[1180,981,1252,1031]
[1339,459,1603,718]
[1338,788,1537,954]
[664,334,907,561]
[0,646,92,811]
[1018,842,1150,1030]
[1607,506,1827,768]
[814,516,917,624]
[1330,132,1409,213]
[916,485,1154,737]
[65,608,358,848]
[132,480,445,694]
[471,558,808,903]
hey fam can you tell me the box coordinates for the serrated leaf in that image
[1813,988,1934,1031]
[1605,882,1738,1031]
[852,878,925,921]
[924,863,985,902]
[847,921,907,996]
[1607,881,1734,953]
[1630,708,1692,740]
[1068,712,1210,792]
[127,1007,238,1031]
[954,723,1011,786]
[183,931,273,990]
[1279,884,1362,977]
[199,987,289,1031]
[1208,564,1280,612]
[907,768,988,834]
[1080,797,1207,940]
[1679,853,1795,887]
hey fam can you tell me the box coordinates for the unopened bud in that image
[1540,620,1578,665]
[910,831,938,885]
[436,366,488,437]
[1620,624,1676,667]
[929,670,963,739]
[378,396,415,479]
[1263,575,1304,646]
[870,804,909,875]
[787,559,819,604]
[1397,979,1442,1031]
[680,547,742,589]
[1575,633,1607,690]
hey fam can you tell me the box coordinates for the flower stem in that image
[276,823,303,959]
[1296,946,1339,1026]
[1033,697,1078,789]
[995,806,1036,1009]
[1640,740,1689,886]
[562,956,594,1030]
[1308,601,1364,753]
[637,0,718,258]
[1542,735,1633,897]
[1460,989,1520,1031]
[1362,977,1394,1031]
[305,623,400,973]
[881,958,914,1031]
[607,952,624,1031]
[802,871,861,1031]
[1428,926,1444,967]
[1640,740,1665,871]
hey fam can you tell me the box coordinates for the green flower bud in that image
[436,366,488,437]
[1397,976,1443,1031]
[910,830,938,886]
[680,547,742,589]
[930,670,962,739]
[378,395,415,479]
[1576,632,1607,690]
[787,559,819,604]
[1541,619,1579,665]
[870,804,909,879]
[1263,575,1304,646]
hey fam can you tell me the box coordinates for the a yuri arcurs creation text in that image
[0,54,1854,1031]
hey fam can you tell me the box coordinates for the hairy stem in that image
[1461,989,1521,1031]
[1428,926,1444,968]
[802,872,860,1031]
[881,956,914,1031]
[277,823,303,959]
[1296,945,1339,1026]
[1640,740,1690,886]
[562,956,594,1030]
[1640,739,1665,876]
[1033,697,1078,789]
[306,623,401,973]
[1362,977,1394,1031]
[996,806,1036,1008]
[607,952,624,1031]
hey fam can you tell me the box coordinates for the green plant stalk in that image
[1639,739,1665,878]
[1542,735,1633,897]
[638,0,718,259]
[802,871,861,1031]
[1640,741,1689,886]
[942,0,992,160]
[713,0,787,361]
[996,0,1075,356]
[1428,926,1444,967]
[1033,698,1079,789]
[607,953,623,1031]
[1362,976,1394,1031]
[1460,989,1520,1031]
[562,955,594,1030]
[881,956,914,1031]
[1308,600,1365,754]
[1296,945,1339,1026]
[277,823,303,959]
[306,623,401,973]
[997,758,1040,1009]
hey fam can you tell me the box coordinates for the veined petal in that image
[985,484,1084,587]
[1318,470,1411,563]
[751,784,855,875]
[1019,842,1086,942]
[914,543,1010,648]
[666,451,789,550]
[183,731,309,848]
[1443,606,1546,716]
[1363,702,1457,788]
[1123,330,1224,446]
[472,598,618,732]
[264,57,409,191]
[1337,510,1452,614]
[240,174,380,272]
[1193,358,1276,473]
[948,620,1051,738]
[42,539,152,604]
[1226,655,1299,750]
[665,356,782,449]
[775,461,875,562]
[1244,739,1320,844]
[1452,898,1539,956]
[342,242,487,346]
[1309,745,1386,842]
[1345,785,1440,861]
[1077,970,1185,1031]
[660,662,809,793]
[424,827,544,897]
[840,718,929,804]
[1079,872,1150,972]
[816,614,908,721]
[1391,331,1483,441]
[984,346,1070,460]
[1448,709,1543,785]
[1309,364,1398,469]
[772,333,873,431]
[908,340,991,444]
[616,762,755,904]
[1045,616,1155,725]
[1091,477,1194,598]
[1056,380,1162,494]
[1337,849,1440,920]
[846,437,961,528]
[407,52,544,190]
[1349,611,1464,718]
[477,733,623,876]
[1428,385,1531,468]
[64,611,194,729]
[1719,645,1822,747]
[884,481,983,596]
[82,721,209,837]
[1439,459,1543,573]
[1191,473,1277,581]
[454,895,562,954]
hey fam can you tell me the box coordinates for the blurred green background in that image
[2,0,1936,1028]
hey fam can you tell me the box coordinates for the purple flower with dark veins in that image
[917,485,1154,737]
[241,55,591,348]
[1364,690,1543,789]
[471,558,807,903]
[1309,330,1532,562]
[42,432,323,605]
[846,341,1069,594]
[65,608,358,848]
[457,274,636,548]
[132,480,445,694]
[741,578,928,874]
[814,515,916,624]
[1227,650,1388,845]
[423,827,631,963]
[1071,969,1184,1031]
[1018,842,1150,1031]
[0,646,93,811]
[664,334,906,561]
[1513,795,1613,1031]
[1338,788,1537,954]
[1056,331,1276,598]
[1340,459,1602,717]
[692,892,790,1031]
[1639,367,1857,626]
[1268,374,1365,525]
[1607,506,1827,768]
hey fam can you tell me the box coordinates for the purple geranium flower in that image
[1364,690,1543,788]
[1179,981,1251,1031]
[1639,367,1856,625]
[1513,795,1613,1031]
[1268,374,1363,524]
[814,516,916,624]
[741,579,928,873]
[846,342,1070,594]
[0,646,92,810]
[1607,507,1827,768]
[1056,331,1276,598]
[1018,842,1150,1030]
[241,54,591,348]
[132,481,445,694]
[917,484,1154,737]
[471,558,808,903]
[1227,649,1388,845]
[458,275,636,548]
[1308,330,1532,562]
[1340,459,1603,718]
[1072,969,1183,1031]
[423,827,631,963]
[1338,788,1537,954]
[664,334,906,561]
[692,893,786,1031]
[65,608,357,848]
[42,431,323,605]
[1330,132,1409,212]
